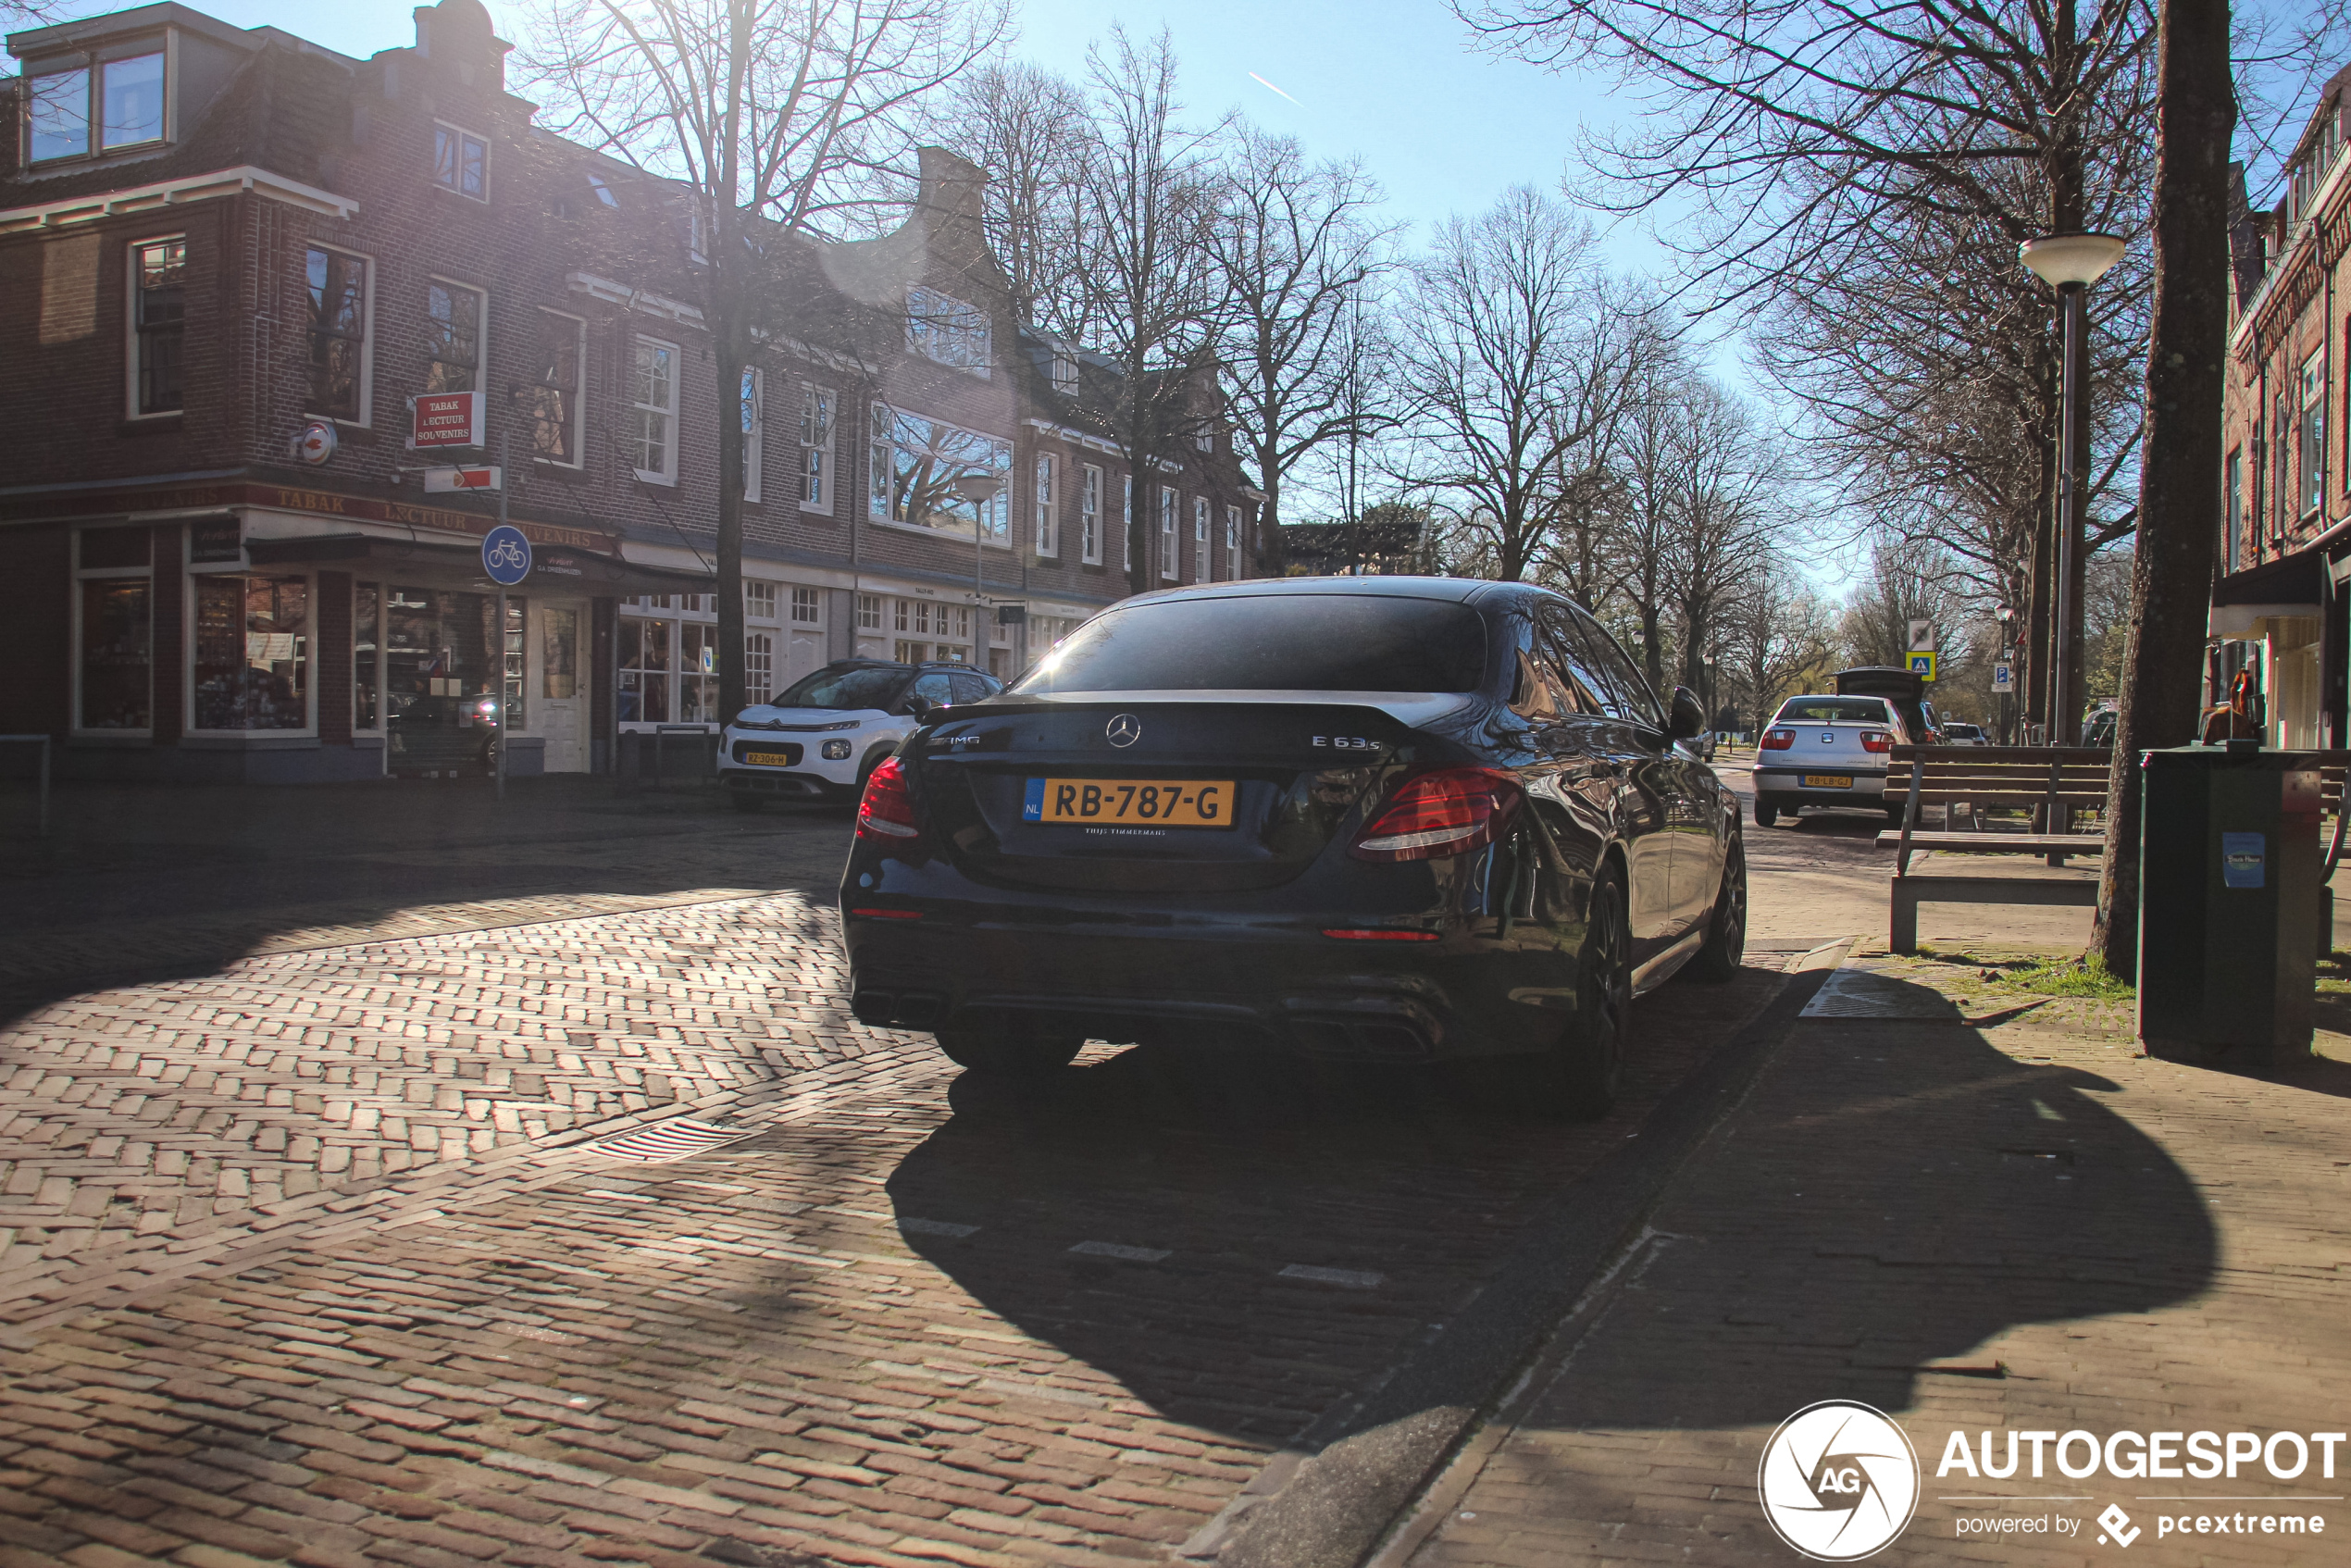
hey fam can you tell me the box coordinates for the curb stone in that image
[1188,937,1856,1568]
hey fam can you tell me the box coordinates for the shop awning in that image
[2210,545,2324,638]
[243,534,714,595]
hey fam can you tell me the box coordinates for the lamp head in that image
[950,472,1001,504]
[2019,231,2129,289]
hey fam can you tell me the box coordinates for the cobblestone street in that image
[0,778,1800,1567]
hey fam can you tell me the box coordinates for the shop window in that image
[801,385,835,512]
[617,616,671,723]
[857,593,882,631]
[790,586,820,625]
[76,526,150,731]
[679,623,717,722]
[543,607,578,698]
[355,581,381,728]
[432,123,490,201]
[630,336,678,483]
[745,581,777,621]
[1081,465,1102,565]
[193,575,309,731]
[745,632,774,707]
[130,236,185,417]
[381,587,509,734]
[425,280,484,394]
[498,599,524,728]
[305,247,369,423]
[529,310,584,466]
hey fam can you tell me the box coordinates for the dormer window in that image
[907,286,990,376]
[432,123,490,200]
[26,48,166,163]
[587,172,617,206]
[1050,351,1077,397]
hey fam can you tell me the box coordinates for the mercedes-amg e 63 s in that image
[840,577,1748,1117]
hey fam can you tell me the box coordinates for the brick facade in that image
[0,0,1260,782]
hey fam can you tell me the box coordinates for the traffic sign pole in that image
[496,429,508,801]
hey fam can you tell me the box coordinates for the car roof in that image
[1113,574,1507,608]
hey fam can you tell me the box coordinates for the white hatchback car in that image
[720,660,1001,810]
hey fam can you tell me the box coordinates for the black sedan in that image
[839,577,1748,1118]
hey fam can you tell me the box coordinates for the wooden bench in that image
[1873,745,2112,952]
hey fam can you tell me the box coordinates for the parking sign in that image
[1993,662,2013,692]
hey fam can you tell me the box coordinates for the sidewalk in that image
[1379,949,2351,1566]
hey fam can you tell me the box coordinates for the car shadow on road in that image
[884,972,2217,1450]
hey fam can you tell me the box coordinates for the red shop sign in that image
[410,391,485,449]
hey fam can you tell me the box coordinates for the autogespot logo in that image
[1760,1400,1922,1561]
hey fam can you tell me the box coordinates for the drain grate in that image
[587,1118,761,1163]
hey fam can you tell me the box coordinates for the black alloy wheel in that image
[934,1027,1084,1076]
[1542,863,1631,1120]
[1686,830,1748,983]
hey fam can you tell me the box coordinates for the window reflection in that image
[193,575,307,730]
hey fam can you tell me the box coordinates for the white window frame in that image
[1160,486,1179,579]
[905,284,991,378]
[1226,504,1243,581]
[1081,464,1103,566]
[745,580,777,622]
[529,307,587,470]
[857,593,883,631]
[1194,497,1211,583]
[745,630,774,706]
[741,365,764,504]
[629,333,680,486]
[71,524,155,740]
[431,120,491,202]
[867,401,1011,544]
[800,383,835,515]
[790,585,822,626]
[303,242,373,428]
[124,231,187,421]
[425,275,488,396]
[1123,479,1134,573]
[1034,452,1058,557]
[2301,348,2327,518]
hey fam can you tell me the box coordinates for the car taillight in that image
[1761,729,1796,750]
[856,756,920,840]
[1860,730,1892,753]
[1350,767,1523,863]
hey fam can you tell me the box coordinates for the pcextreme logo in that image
[1758,1400,1922,1561]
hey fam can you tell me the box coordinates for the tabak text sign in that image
[410,391,485,450]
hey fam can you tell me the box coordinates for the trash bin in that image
[2136,742,2321,1064]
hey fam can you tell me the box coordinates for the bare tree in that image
[1664,381,1781,695]
[936,61,1095,339]
[1723,561,1838,733]
[1401,187,1658,581]
[1060,28,1234,596]
[1208,128,1400,572]
[523,0,1005,721]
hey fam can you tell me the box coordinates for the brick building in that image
[0,0,1260,782]
[2220,65,2351,749]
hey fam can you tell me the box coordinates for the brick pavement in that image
[1381,953,2351,1567]
[0,789,1813,1566]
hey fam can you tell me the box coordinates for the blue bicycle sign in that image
[481,525,532,586]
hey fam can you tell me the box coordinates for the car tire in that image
[1685,832,1747,984]
[1753,799,1779,828]
[1537,863,1631,1120]
[934,1027,1083,1076]
[728,792,764,814]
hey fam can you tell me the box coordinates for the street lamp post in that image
[951,472,1004,672]
[2020,230,2128,745]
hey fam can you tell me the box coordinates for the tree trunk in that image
[2093,0,2233,980]
[1127,466,1152,597]
[715,337,746,725]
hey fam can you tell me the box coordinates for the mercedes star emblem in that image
[1105,714,1144,748]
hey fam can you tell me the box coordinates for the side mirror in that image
[904,693,938,723]
[1668,686,1706,741]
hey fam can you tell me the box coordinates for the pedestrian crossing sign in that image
[1907,652,1938,681]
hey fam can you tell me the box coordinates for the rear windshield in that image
[773,666,908,711]
[1773,697,1891,725]
[1008,593,1489,695]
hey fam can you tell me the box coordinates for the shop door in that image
[540,604,586,772]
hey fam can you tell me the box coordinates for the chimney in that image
[915,146,988,227]
[413,0,511,91]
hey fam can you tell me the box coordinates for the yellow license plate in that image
[1024,778,1236,827]
[744,751,795,766]
[1802,774,1854,788]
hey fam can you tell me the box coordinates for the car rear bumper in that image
[1752,766,1887,805]
[842,912,1578,1062]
